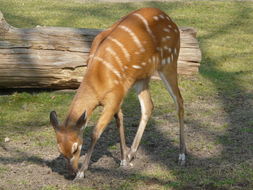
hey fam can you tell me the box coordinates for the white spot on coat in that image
[132,65,142,69]
[162,36,171,42]
[159,15,165,19]
[161,59,166,65]
[153,16,159,20]
[156,56,160,63]
[174,48,177,55]
[107,36,130,62]
[119,25,145,52]
[106,47,124,71]
[94,56,122,79]
[133,13,156,42]
[152,56,156,64]
[167,57,171,64]
[163,28,170,33]
[160,48,164,58]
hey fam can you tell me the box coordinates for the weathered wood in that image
[0,11,201,89]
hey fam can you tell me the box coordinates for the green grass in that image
[0,0,253,189]
[0,166,8,174]
[41,186,59,190]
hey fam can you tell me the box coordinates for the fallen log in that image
[0,11,201,89]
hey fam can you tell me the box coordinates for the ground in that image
[0,83,252,189]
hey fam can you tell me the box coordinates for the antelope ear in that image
[50,111,60,130]
[71,142,78,154]
[75,111,87,130]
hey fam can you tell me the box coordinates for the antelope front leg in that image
[74,103,119,180]
[114,109,129,167]
[127,80,153,163]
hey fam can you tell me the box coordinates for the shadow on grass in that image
[198,0,253,164]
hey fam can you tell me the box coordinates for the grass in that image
[0,0,253,189]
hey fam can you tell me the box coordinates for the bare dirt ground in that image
[0,90,252,190]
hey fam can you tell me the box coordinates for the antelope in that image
[50,7,186,180]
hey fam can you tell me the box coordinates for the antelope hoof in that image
[127,150,136,163]
[178,153,186,166]
[120,159,133,167]
[120,159,127,167]
[73,171,85,181]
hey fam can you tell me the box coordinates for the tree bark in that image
[0,11,201,89]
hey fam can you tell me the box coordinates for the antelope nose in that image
[67,160,77,176]
[69,166,77,176]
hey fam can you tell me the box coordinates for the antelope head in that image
[49,111,87,175]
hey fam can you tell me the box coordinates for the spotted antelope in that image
[50,7,186,180]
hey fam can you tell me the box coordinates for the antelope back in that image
[87,8,180,90]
